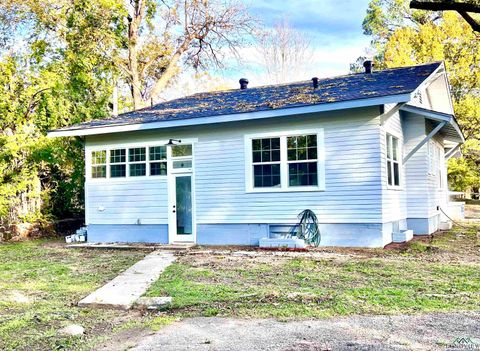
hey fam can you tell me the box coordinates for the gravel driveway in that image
[131,312,480,351]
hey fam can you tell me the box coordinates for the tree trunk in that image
[127,1,145,110]
[149,37,194,100]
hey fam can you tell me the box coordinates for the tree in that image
[410,0,480,32]
[255,19,314,84]
[118,0,254,109]
[361,0,480,192]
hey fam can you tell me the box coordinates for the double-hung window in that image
[149,146,167,176]
[386,134,400,187]
[287,135,318,186]
[247,130,324,192]
[129,147,146,177]
[91,151,107,178]
[110,149,126,178]
[252,138,281,188]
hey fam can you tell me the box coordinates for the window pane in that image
[110,149,126,164]
[253,164,281,188]
[173,160,192,169]
[150,162,167,176]
[307,135,317,147]
[297,135,307,148]
[129,148,146,162]
[392,137,398,161]
[252,138,280,163]
[387,160,392,185]
[130,163,146,176]
[110,164,126,178]
[393,162,400,186]
[172,144,192,157]
[386,135,392,159]
[92,151,106,165]
[149,146,167,161]
[92,165,106,178]
[287,135,317,161]
[288,162,317,186]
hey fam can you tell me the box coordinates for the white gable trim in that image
[47,93,412,138]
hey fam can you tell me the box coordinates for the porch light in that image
[166,138,181,146]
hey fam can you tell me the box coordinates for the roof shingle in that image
[59,62,442,131]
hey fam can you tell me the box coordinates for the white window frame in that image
[386,133,402,189]
[244,129,325,193]
[109,148,127,178]
[90,150,107,179]
[128,147,147,177]
[427,140,445,190]
[85,139,197,183]
[148,145,168,176]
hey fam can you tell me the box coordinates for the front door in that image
[170,173,194,242]
[168,143,195,243]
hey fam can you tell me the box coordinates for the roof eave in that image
[400,104,465,143]
[48,93,412,138]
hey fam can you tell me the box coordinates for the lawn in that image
[1,221,479,350]
[146,222,480,319]
[0,240,147,351]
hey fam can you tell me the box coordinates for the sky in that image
[216,0,373,87]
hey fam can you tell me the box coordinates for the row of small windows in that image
[91,145,191,179]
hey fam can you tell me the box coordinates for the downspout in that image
[403,121,447,164]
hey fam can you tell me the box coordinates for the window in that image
[172,145,192,157]
[91,150,107,178]
[429,141,444,189]
[110,149,126,178]
[287,135,318,186]
[129,147,146,177]
[149,146,167,176]
[252,138,281,188]
[246,130,324,192]
[171,144,193,171]
[437,146,443,189]
[386,134,400,187]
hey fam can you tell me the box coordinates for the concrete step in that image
[392,229,414,243]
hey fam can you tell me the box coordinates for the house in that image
[48,61,464,248]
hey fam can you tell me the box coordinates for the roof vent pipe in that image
[311,77,319,89]
[239,78,249,90]
[363,60,374,74]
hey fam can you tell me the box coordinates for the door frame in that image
[167,144,196,244]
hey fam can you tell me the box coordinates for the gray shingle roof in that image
[58,62,442,131]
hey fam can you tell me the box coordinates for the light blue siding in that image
[86,180,168,225]
[193,110,383,224]
[197,224,269,246]
[83,107,392,246]
[87,224,168,243]
[381,104,408,223]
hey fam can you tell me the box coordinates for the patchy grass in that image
[146,223,480,319]
[0,240,147,351]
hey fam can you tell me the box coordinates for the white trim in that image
[168,142,196,243]
[244,128,325,193]
[48,94,412,137]
[385,133,402,189]
[85,138,198,183]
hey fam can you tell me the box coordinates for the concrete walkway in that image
[131,312,480,351]
[78,251,175,310]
